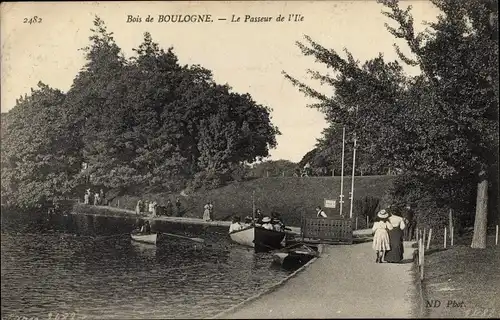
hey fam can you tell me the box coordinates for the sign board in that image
[324,199,336,208]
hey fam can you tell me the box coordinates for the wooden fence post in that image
[426,228,432,250]
[366,216,369,228]
[451,226,454,246]
[423,228,427,252]
[420,240,425,281]
[418,238,422,266]
[449,209,453,240]
[355,217,358,230]
[496,225,499,246]
[117,200,120,208]
[444,227,447,249]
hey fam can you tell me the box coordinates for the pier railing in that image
[301,216,353,244]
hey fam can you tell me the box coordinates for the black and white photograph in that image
[1,1,499,319]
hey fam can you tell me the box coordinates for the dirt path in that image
[216,241,417,319]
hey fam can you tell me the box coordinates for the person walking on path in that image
[203,202,211,221]
[372,209,393,263]
[385,207,406,263]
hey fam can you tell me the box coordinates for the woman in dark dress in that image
[385,210,406,263]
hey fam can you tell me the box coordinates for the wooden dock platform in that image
[70,205,303,234]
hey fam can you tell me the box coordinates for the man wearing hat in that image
[261,217,274,230]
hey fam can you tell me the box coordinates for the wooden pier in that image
[70,204,303,234]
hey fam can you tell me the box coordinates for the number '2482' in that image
[24,16,42,24]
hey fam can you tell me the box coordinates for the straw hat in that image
[377,209,389,219]
[262,217,271,223]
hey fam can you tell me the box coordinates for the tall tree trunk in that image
[471,170,488,249]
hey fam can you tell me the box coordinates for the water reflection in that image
[1,210,296,319]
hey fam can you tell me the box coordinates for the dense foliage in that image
[248,160,299,178]
[1,17,280,208]
[285,0,498,248]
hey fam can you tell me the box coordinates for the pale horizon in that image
[1,1,440,162]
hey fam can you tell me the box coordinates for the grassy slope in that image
[422,232,500,318]
[115,175,396,226]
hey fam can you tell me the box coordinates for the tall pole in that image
[339,127,346,217]
[349,134,357,219]
[252,191,255,223]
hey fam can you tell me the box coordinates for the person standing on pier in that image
[165,199,173,216]
[99,189,106,206]
[84,189,90,204]
[135,200,142,215]
[94,192,100,205]
[208,201,214,220]
[203,202,211,221]
[175,198,182,216]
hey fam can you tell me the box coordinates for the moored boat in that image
[131,232,158,245]
[230,225,286,252]
[272,243,319,268]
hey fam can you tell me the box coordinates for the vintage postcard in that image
[1,1,498,319]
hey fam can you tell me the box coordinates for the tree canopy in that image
[285,0,498,248]
[1,16,280,208]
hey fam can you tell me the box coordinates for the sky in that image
[1,1,441,162]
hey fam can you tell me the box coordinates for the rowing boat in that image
[272,243,319,268]
[131,232,158,245]
[229,225,286,252]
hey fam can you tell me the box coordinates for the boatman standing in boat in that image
[316,206,327,218]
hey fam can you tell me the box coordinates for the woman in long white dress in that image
[203,202,211,221]
[372,210,393,263]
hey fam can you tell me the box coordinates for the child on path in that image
[372,209,393,263]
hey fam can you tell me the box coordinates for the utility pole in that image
[339,127,346,217]
[349,133,357,219]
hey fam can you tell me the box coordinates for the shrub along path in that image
[215,241,418,319]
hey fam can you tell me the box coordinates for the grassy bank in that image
[421,231,500,318]
[111,175,396,226]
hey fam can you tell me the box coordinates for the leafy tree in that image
[2,17,282,208]
[249,160,298,178]
[380,0,498,248]
[1,83,79,208]
[284,0,498,249]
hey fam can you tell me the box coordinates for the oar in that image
[162,232,205,243]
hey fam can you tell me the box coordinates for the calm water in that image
[1,210,293,319]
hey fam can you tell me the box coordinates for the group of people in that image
[133,219,152,234]
[135,198,182,216]
[372,208,407,263]
[228,208,285,233]
[83,188,105,206]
